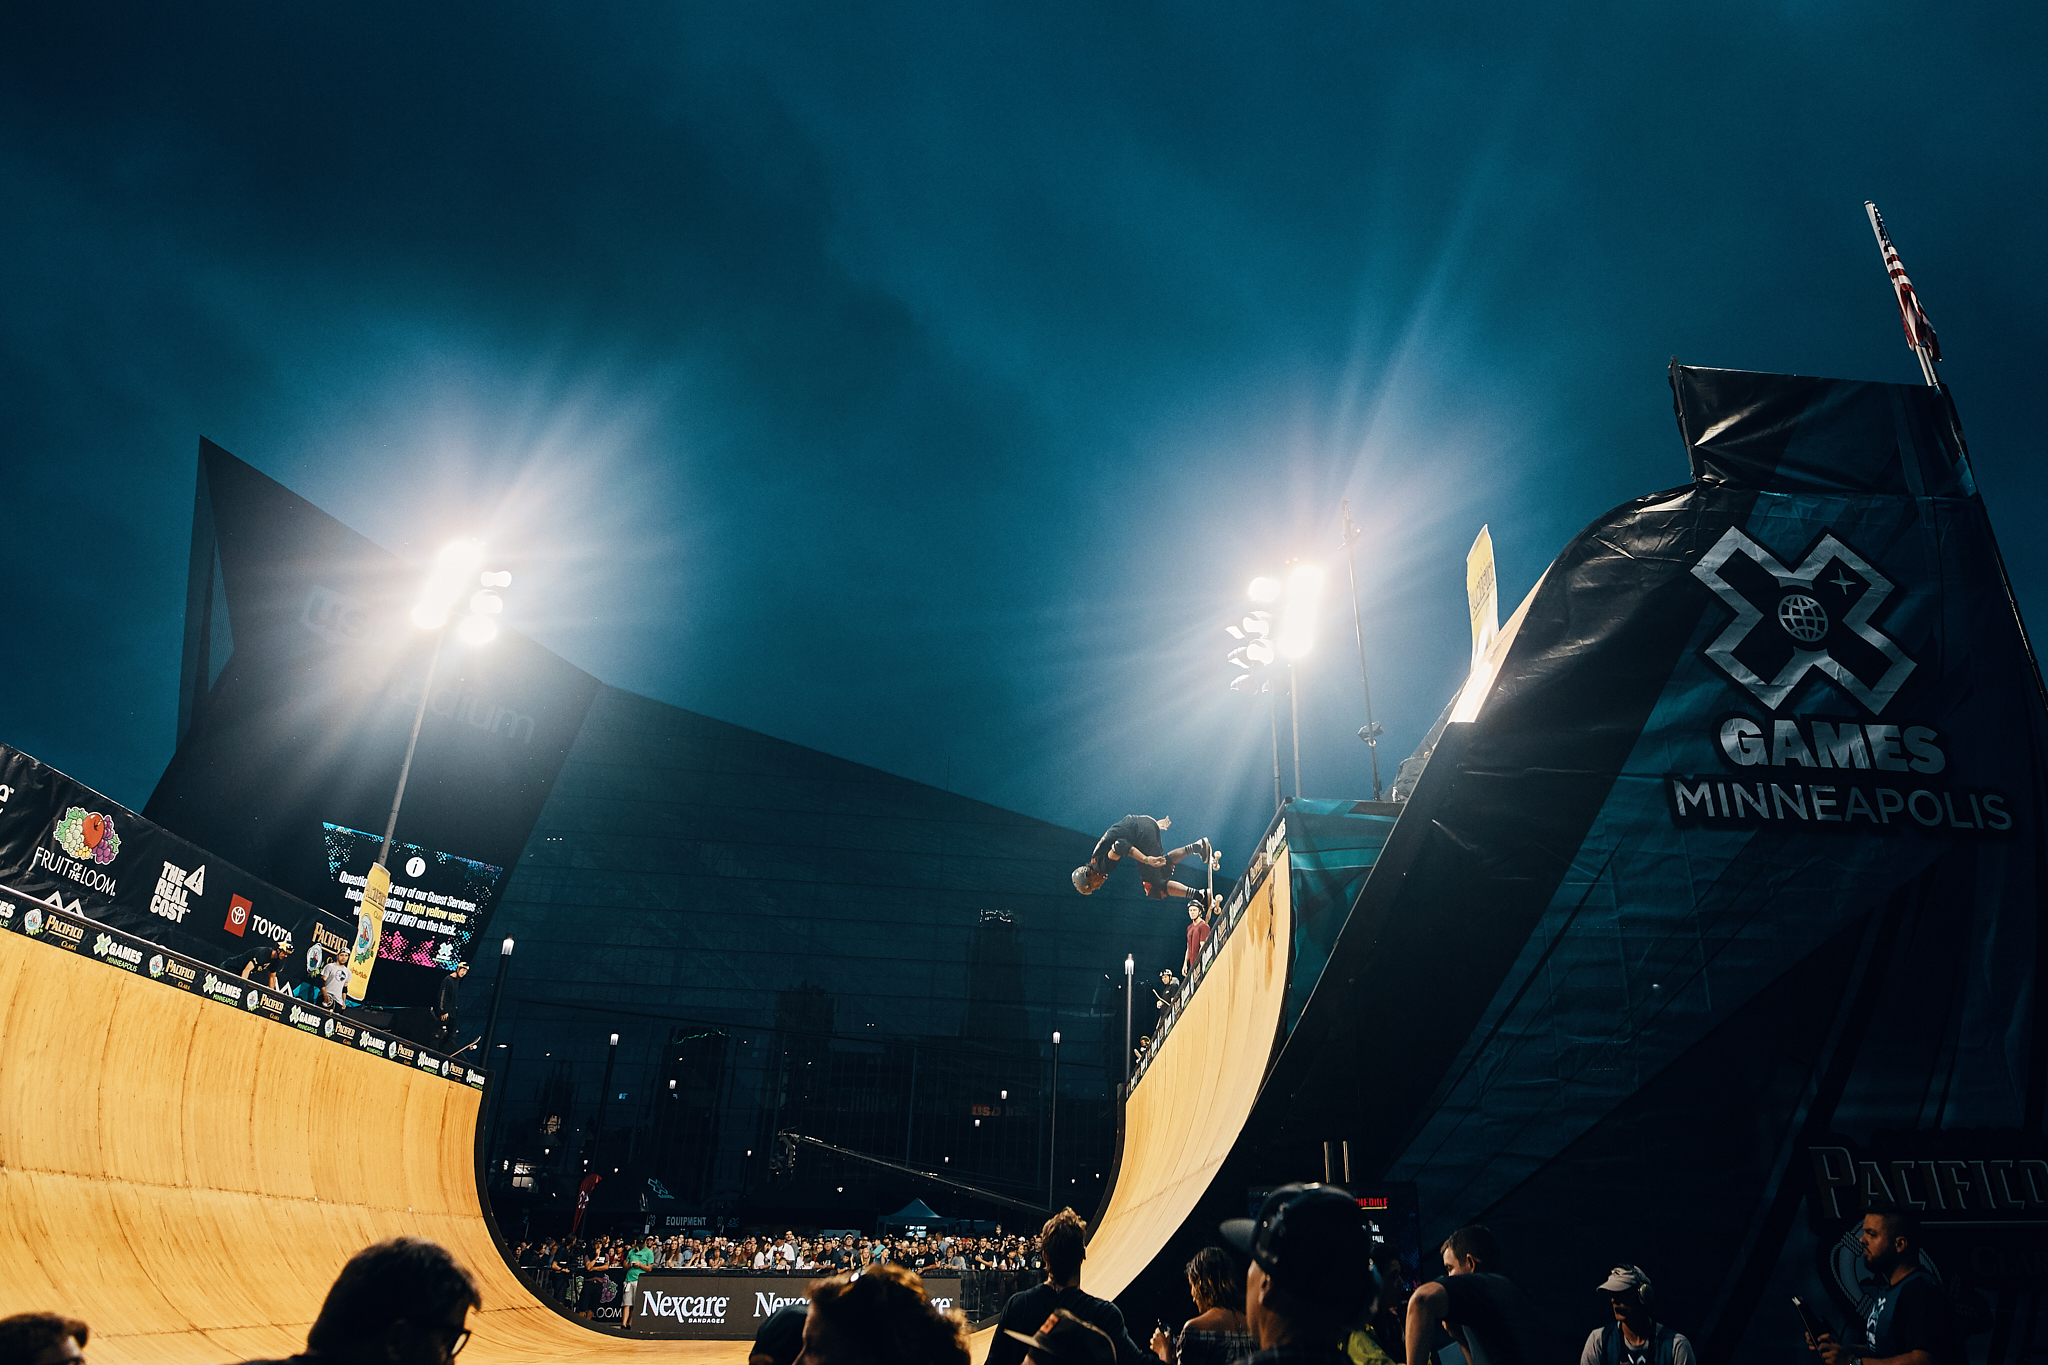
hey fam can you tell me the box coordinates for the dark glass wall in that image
[470,685,1186,1234]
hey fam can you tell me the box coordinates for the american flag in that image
[1865,201,1942,364]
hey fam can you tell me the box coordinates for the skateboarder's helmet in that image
[1071,865,1096,895]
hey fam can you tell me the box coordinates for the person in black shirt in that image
[1218,1182,1378,1365]
[1071,815,1218,909]
[988,1209,1149,1365]
[1811,1202,1962,1365]
[434,962,467,1050]
[239,939,293,990]
[1405,1225,1557,1365]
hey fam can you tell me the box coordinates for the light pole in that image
[1341,500,1385,800]
[1230,566,1322,805]
[1123,955,1134,1087]
[350,545,511,1002]
[481,936,514,1060]
[1048,1030,1060,1209]
[1227,583,1282,813]
[594,1031,619,1166]
[1276,564,1324,800]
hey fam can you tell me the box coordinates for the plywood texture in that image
[0,928,745,1363]
[1081,852,1292,1299]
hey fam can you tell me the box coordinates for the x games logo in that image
[1691,527,1916,714]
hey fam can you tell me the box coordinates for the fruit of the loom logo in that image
[54,807,121,866]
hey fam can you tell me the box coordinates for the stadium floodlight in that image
[1277,565,1325,659]
[1249,576,1281,603]
[410,541,485,629]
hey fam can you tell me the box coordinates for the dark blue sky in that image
[5,1,2044,862]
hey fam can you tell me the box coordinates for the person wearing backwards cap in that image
[1579,1266,1694,1365]
[1220,1183,1380,1365]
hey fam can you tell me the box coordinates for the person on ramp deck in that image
[1072,815,1219,910]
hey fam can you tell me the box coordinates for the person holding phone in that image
[1808,1202,1962,1365]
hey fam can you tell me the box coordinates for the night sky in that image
[6,2,2044,865]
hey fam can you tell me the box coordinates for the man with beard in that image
[1810,1202,1962,1365]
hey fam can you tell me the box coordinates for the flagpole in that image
[1863,201,2048,721]
[1864,201,1940,388]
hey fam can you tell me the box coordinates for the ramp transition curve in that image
[0,925,742,1364]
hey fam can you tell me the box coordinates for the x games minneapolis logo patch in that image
[1691,527,1916,714]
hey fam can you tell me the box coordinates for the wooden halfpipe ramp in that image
[1080,850,1292,1300]
[0,925,734,1363]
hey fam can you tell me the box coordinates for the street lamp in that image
[1048,1030,1061,1209]
[594,1031,619,1166]
[1123,955,1134,1086]
[481,936,514,1061]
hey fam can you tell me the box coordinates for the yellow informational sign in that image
[1466,524,1499,669]
[347,861,389,1000]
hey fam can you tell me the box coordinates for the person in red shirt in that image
[1184,902,1212,973]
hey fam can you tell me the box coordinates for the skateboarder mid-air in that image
[1071,814,1220,909]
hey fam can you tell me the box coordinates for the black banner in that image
[0,744,357,984]
[623,1274,963,1339]
[0,881,485,1091]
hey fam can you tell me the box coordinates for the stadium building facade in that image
[148,441,1182,1230]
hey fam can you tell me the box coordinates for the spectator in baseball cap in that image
[1220,1183,1379,1364]
[751,1302,807,1365]
[1006,1310,1118,1365]
[1581,1266,1695,1365]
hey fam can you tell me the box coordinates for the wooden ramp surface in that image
[1080,852,1292,1300]
[0,927,747,1363]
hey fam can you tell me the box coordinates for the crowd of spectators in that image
[4,1193,1966,1365]
[513,1227,1045,1324]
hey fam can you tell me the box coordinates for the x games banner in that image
[1227,364,2048,1365]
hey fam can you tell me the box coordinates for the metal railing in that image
[1130,806,1291,1089]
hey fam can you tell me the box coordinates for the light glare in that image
[411,604,448,630]
[470,591,504,616]
[456,615,498,645]
[1278,565,1325,659]
[1248,577,1281,603]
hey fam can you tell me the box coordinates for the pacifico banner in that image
[624,1274,963,1339]
[0,881,484,1091]
[0,744,357,983]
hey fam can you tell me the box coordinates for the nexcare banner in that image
[624,1275,963,1339]
[0,744,355,976]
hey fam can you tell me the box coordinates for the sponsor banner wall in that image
[624,1275,962,1339]
[0,882,477,1089]
[0,745,356,984]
